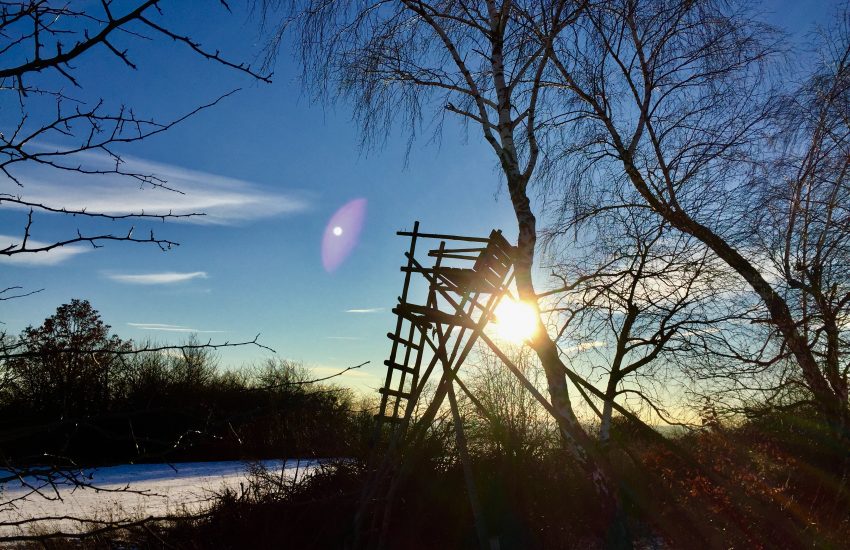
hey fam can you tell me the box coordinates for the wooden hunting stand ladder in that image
[356,221,516,550]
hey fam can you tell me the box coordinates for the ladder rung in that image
[378,387,412,399]
[383,359,417,375]
[386,332,422,351]
[393,304,476,328]
[391,306,433,329]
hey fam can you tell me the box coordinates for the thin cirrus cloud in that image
[344,308,383,314]
[107,271,208,285]
[127,323,224,334]
[0,234,89,266]
[3,150,311,225]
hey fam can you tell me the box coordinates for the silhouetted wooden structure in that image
[354,222,517,550]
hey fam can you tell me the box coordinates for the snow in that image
[0,459,318,538]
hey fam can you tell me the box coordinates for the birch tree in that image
[260,0,634,527]
[547,0,850,443]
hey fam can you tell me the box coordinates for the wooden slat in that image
[427,252,479,262]
[394,303,476,328]
[383,359,417,375]
[429,246,486,254]
[473,239,513,275]
[402,264,508,281]
[397,230,491,243]
[435,267,501,294]
[386,333,422,351]
[475,253,511,275]
[378,387,412,399]
[391,306,432,329]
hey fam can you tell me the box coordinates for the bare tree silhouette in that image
[546,0,850,442]
[0,1,270,263]
[544,206,736,441]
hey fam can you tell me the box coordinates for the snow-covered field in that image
[0,459,317,538]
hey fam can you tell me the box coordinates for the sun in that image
[493,298,538,343]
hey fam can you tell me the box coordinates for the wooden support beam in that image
[428,246,486,255]
[447,381,490,550]
[397,230,491,243]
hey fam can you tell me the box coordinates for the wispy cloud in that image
[128,323,224,333]
[3,151,311,225]
[107,271,208,285]
[344,308,384,314]
[0,234,88,266]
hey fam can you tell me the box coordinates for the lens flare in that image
[493,298,538,343]
[322,198,367,272]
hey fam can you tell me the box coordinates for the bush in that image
[0,301,367,466]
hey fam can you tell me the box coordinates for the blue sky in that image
[0,1,835,392]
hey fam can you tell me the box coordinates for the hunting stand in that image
[354,221,535,550]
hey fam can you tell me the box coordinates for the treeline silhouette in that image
[0,300,368,466]
[81,398,849,549]
[1,301,847,548]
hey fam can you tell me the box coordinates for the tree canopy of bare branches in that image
[0,1,270,261]
[544,206,738,439]
[543,0,849,441]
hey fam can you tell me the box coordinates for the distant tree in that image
[6,299,131,418]
[171,335,219,389]
[466,345,556,463]
[546,206,736,443]
[252,357,312,389]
